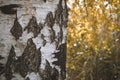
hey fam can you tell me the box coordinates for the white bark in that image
[0,0,68,80]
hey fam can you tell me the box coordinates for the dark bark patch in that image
[43,60,52,80]
[5,46,16,80]
[52,43,66,67]
[0,55,4,60]
[42,60,59,80]
[0,55,4,75]
[41,34,46,46]
[52,43,66,79]
[16,38,41,77]
[43,0,46,3]
[0,63,4,75]
[24,16,41,37]
[49,29,55,43]
[39,23,44,30]
[62,0,68,28]
[58,27,63,43]
[51,67,59,80]
[62,8,68,28]
[54,3,63,25]
[26,77,30,80]
[43,39,47,46]
[0,4,21,15]
[10,16,23,40]
[45,12,56,43]
[55,0,68,28]
[14,56,28,77]
[45,12,54,28]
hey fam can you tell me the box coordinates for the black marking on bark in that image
[43,0,46,2]
[5,46,16,80]
[54,1,63,25]
[61,0,68,28]
[42,61,60,80]
[0,4,21,15]
[36,47,41,71]
[45,12,54,28]
[52,51,60,66]
[62,0,68,28]
[39,23,44,30]
[43,60,52,80]
[24,16,41,37]
[1,0,67,79]
[10,15,22,40]
[43,39,47,46]
[41,34,45,39]
[62,9,68,28]
[0,63,4,75]
[52,43,66,79]
[58,27,63,43]
[49,29,55,43]
[59,43,66,79]
[41,34,46,46]
[55,40,59,49]
[0,51,5,75]
[26,77,30,80]
[0,55,4,60]
[22,38,41,72]
[45,12,56,43]
[15,38,41,77]
[14,56,28,77]
[51,67,59,80]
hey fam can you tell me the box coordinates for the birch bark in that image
[0,0,68,80]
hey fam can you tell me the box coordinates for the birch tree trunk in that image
[0,0,68,80]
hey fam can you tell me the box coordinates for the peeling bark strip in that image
[0,0,68,80]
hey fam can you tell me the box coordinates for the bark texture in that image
[0,0,68,80]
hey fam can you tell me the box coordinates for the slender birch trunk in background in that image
[0,0,68,80]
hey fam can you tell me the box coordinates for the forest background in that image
[67,0,120,80]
